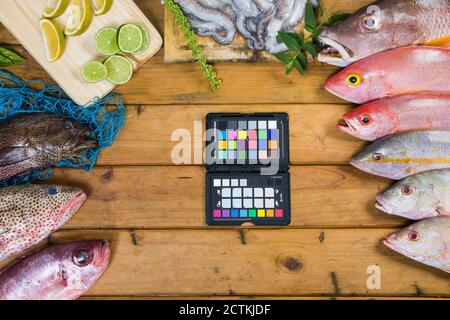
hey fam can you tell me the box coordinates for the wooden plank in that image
[28,229,450,297]
[47,166,404,229]
[0,0,163,105]
[95,104,366,166]
[0,44,346,105]
[164,0,373,62]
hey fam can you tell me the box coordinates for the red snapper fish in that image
[0,240,110,300]
[324,46,450,104]
[318,0,450,67]
[338,94,450,141]
[0,185,86,263]
[384,216,450,273]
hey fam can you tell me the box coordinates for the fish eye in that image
[408,231,420,242]
[401,184,413,195]
[73,249,93,267]
[47,187,58,196]
[64,121,75,130]
[372,153,384,162]
[346,74,362,86]
[361,14,379,31]
[359,114,372,126]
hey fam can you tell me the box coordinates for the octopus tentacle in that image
[175,0,237,44]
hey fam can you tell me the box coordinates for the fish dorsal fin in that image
[0,147,35,166]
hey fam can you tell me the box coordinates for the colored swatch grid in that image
[216,120,279,163]
[212,178,284,219]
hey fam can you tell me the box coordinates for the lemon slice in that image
[64,0,93,36]
[42,0,70,18]
[92,0,114,16]
[40,19,66,62]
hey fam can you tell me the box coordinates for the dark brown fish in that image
[0,113,97,181]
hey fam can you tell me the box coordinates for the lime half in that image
[81,61,108,83]
[117,24,143,53]
[42,0,70,18]
[133,24,150,54]
[104,55,133,84]
[95,27,119,56]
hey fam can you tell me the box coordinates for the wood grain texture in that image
[93,104,366,166]
[0,0,162,105]
[26,229,450,297]
[46,166,404,229]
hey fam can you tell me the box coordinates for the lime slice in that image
[95,27,119,56]
[92,0,114,16]
[117,24,143,53]
[104,55,133,84]
[133,24,150,54]
[40,19,66,62]
[81,61,108,83]
[42,0,70,18]
[64,0,93,36]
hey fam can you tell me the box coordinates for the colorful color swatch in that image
[214,119,280,164]
[206,174,290,226]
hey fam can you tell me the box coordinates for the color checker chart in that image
[205,114,290,226]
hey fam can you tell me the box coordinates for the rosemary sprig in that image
[164,0,222,92]
[274,0,350,75]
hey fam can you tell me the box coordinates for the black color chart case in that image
[205,113,290,226]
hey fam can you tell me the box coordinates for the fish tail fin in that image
[424,35,450,47]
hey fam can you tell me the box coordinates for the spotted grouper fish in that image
[0,240,110,300]
[324,46,450,104]
[376,170,450,220]
[318,0,450,67]
[0,185,86,263]
[0,113,98,181]
[351,130,450,180]
[338,94,450,141]
[384,216,450,273]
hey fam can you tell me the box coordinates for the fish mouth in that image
[375,195,393,214]
[318,36,355,67]
[350,158,371,173]
[95,240,111,269]
[58,191,87,220]
[337,118,355,134]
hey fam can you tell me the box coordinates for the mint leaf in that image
[327,13,351,26]
[0,47,26,67]
[274,52,292,63]
[304,42,318,58]
[293,59,304,75]
[305,1,317,30]
[285,61,294,75]
[277,32,301,52]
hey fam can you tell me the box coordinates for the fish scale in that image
[0,185,86,263]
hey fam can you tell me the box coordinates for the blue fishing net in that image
[0,71,126,186]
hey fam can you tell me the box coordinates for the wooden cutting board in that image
[0,0,162,105]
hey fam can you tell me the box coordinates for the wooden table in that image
[0,1,448,299]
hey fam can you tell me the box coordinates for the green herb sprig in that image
[0,47,26,68]
[274,1,350,75]
[164,0,222,92]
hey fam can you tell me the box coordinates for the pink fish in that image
[0,240,110,300]
[325,46,450,104]
[338,94,450,141]
[384,217,450,273]
[0,185,86,263]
